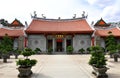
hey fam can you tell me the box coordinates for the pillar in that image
[53,38,55,52]
[91,37,94,46]
[64,38,66,52]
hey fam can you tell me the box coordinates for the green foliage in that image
[16,59,37,68]
[14,49,22,55]
[89,46,107,68]
[34,48,41,52]
[78,48,85,53]
[34,48,41,54]
[0,34,13,54]
[22,48,35,57]
[117,44,120,51]
[0,19,9,26]
[16,48,37,68]
[87,47,91,51]
[105,33,117,54]
[66,46,73,54]
[47,48,53,54]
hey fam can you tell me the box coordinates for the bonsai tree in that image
[86,47,91,54]
[0,51,2,59]
[16,48,37,77]
[66,46,73,54]
[47,47,53,54]
[117,44,120,54]
[78,48,85,54]
[13,49,21,59]
[0,34,13,63]
[89,45,108,78]
[34,48,41,54]
[106,32,117,58]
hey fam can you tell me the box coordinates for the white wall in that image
[100,38,105,48]
[73,35,91,52]
[28,35,46,51]
[13,38,18,50]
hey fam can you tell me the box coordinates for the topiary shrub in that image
[78,48,85,54]
[16,48,37,77]
[47,48,53,54]
[89,45,107,68]
[66,46,73,54]
[34,48,41,54]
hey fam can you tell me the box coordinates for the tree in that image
[0,19,9,26]
[0,34,13,63]
[105,32,119,61]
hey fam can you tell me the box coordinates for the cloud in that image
[86,0,97,5]
[100,0,120,22]
[86,0,114,8]
[0,0,119,24]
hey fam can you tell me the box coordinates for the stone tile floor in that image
[0,55,120,78]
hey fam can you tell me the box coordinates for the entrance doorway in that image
[47,39,53,50]
[66,39,72,47]
[56,39,63,52]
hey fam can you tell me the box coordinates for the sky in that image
[0,0,120,25]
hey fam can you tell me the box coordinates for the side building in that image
[0,19,25,50]
[25,17,94,53]
[93,18,120,48]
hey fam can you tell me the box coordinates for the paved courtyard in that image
[0,55,120,78]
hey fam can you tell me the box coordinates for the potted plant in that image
[106,32,119,62]
[66,46,73,54]
[34,48,41,54]
[106,32,116,57]
[89,45,109,78]
[0,34,13,63]
[16,48,37,77]
[0,51,2,59]
[78,48,85,54]
[86,47,91,54]
[13,49,21,59]
[47,47,53,54]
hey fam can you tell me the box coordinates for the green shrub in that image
[22,48,35,57]
[78,48,85,54]
[17,59,37,68]
[66,46,73,54]
[16,48,37,68]
[89,46,107,68]
[34,48,41,54]
[47,48,53,54]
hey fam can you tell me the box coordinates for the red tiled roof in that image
[26,19,93,34]
[95,27,120,37]
[0,28,24,37]
[94,18,110,27]
[8,19,24,27]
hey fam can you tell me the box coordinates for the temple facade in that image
[25,17,94,53]
[1,17,120,53]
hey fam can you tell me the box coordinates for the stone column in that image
[64,38,66,52]
[18,36,24,50]
[53,38,55,53]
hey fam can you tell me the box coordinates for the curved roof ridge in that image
[1,26,23,30]
[95,27,117,30]
[33,17,85,22]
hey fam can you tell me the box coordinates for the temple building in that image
[93,18,120,48]
[25,17,94,53]
[0,19,25,50]
[1,16,120,53]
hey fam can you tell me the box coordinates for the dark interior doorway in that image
[48,39,53,50]
[66,39,72,47]
[56,39,63,52]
